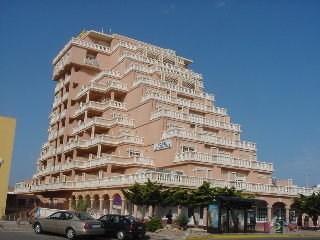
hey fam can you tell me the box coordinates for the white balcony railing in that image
[72,116,134,135]
[175,152,272,172]
[151,109,241,132]
[84,57,99,67]
[64,134,144,152]
[73,100,127,117]
[134,76,213,101]
[142,92,226,115]
[34,155,154,177]
[163,128,255,150]
[75,80,128,99]
[15,170,317,197]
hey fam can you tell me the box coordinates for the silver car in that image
[33,210,104,239]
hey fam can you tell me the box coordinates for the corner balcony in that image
[48,130,58,141]
[175,152,273,172]
[142,92,226,115]
[52,96,62,109]
[151,64,202,81]
[39,147,56,160]
[134,76,213,101]
[73,100,127,117]
[72,116,134,135]
[151,109,241,132]
[64,134,144,152]
[34,155,154,177]
[75,80,128,100]
[15,170,316,197]
[163,128,255,151]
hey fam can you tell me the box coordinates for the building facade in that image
[14,31,318,225]
[0,116,16,218]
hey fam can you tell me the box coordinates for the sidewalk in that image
[0,221,32,232]
[186,230,320,240]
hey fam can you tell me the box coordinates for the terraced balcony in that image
[142,91,226,115]
[75,80,128,100]
[73,100,127,117]
[163,128,254,150]
[15,170,316,196]
[63,134,144,152]
[175,152,273,172]
[72,116,134,135]
[134,76,213,101]
[151,109,240,132]
[34,155,154,177]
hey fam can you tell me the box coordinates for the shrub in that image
[145,216,163,232]
[176,213,189,229]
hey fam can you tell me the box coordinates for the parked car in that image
[99,214,145,240]
[33,210,104,239]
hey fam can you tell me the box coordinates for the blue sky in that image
[1,0,319,186]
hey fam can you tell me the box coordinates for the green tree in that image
[294,192,320,227]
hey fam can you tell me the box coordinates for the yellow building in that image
[0,116,16,218]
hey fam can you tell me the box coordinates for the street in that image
[2,230,320,240]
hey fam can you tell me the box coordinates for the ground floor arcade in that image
[34,189,307,228]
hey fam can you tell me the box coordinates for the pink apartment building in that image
[14,30,318,226]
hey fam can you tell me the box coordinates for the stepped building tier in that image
[15,30,318,225]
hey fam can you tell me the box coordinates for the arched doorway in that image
[92,194,100,210]
[71,196,76,210]
[102,194,110,214]
[112,194,122,214]
[85,195,91,209]
[272,202,286,221]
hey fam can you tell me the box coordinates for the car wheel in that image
[34,223,42,234]
[116,231,126,240]
[66,228,76,240]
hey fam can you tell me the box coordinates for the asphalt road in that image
[0,231,110,240]
[1,231,320,240]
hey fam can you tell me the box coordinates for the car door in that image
[44,212,62,233]
[102,215,113,235]
[55,212,71,235]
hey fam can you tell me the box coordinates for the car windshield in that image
[124,216,137,223]
[74,212,94,220]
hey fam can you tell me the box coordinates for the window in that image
[182,145,195,152]
[256,207,268,222]
[49,212,62,219]
[128,149,141,157]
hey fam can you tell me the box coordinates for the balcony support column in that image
[90,198,94,209]
[267,206,272,222]
[97,144,101,158]
[71,169,75,180]
[121,200,126,215]
[86,92,90,103]
[68,198,72,210]
[106,164,112,174]
[72,149,77,160]
[109,199,113,214]
[133,204,138,218]
[203,207,208,226]
[177,205,182,216]
[84,111,88,121]
[285,207,290,223]
[75,197,79,209]
[91,126,95,139]
[99,198,104,211]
